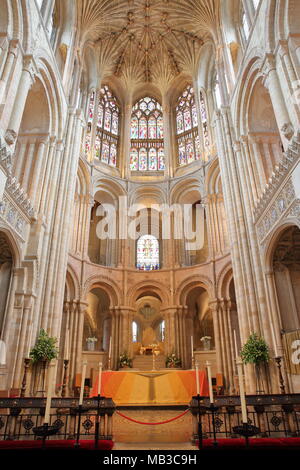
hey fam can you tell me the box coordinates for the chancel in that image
[0,0,300,453]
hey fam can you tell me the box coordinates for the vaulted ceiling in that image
[78,0,220,87]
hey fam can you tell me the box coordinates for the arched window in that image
[214,75,222,109]
[85,85,119,167]
[176,85,200,166]
[132,321,138,342]
[130,97,165,171]
[136,235,160,270]
[241,9,250,42]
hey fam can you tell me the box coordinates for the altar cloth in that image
[90,369,209,405]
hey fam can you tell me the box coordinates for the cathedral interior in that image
[0,0,300,450]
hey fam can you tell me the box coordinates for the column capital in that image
[22,54,38,81]
[261,53,276,78]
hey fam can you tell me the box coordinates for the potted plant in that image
[166,353,182,368]
[29,329,59,364]
[240,333,270,393]
[29,329,59,396]
[200,336,212,351]
[86,336,98,351]
[119,352,132,369]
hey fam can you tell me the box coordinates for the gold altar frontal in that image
[91,369,208,405]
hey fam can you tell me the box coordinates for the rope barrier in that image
[116,408,190,425]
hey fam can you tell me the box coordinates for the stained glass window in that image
[130,97,165,171]
[176,85,200,166]
[137,235,160,271]
[84,86,119,167]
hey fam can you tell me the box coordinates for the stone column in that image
[209,300,223,375]
[0,40,18,105]
[5,55,36,146]
[122,100,133,179]
[29,137,48,207]
[277,40,300,123]
[261,54,294,146]
[162,94,173,178]
[75,301,88,376]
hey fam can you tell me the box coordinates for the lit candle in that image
[97,362,103,396]
[236,357,247,423]
[206,361,214,403]
[233,330,238,359]
[44,360,56,424]
[195,362,200,395]
[79,361,87,405]
[108,336,112,359]
[27,325,32,359]
[65,330,70,360]
[270,323,279,357]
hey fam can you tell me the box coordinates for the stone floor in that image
[114,442,197,450]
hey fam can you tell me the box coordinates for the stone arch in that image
[127,281,168,309]
[176,275,213,306]
[83,275,121,307]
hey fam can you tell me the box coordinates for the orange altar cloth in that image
[90,369,209,405]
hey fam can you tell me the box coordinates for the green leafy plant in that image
[166,353,182,368]
[29,329,59,363]
[119,352,132,368]
[240,333,270,365]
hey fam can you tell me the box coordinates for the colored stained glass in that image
[104,110,111,132]
[110,143,117,167]
[101,140,109,164]
[158,148,165,170]
[130,148,139,170]
[111,113,118,135]
[139,148,147,171]
[176,85,200,166]
[179,142,186,166]
[184,109,192,131]
[139,118,147,139]
[186,139,195,164]
[149,148,157,170]
[148,118,156,139]
[130,96,165,171]
[157,116,163,138]
[136,235,160,271]
[131,117,138,139]
[85,85,119,167]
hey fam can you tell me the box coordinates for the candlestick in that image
[206,361,214,403]
[61,359,69,398]
[236,357,247,423]
[275,356,286,394]
[97,362,103,396]
[270,323,279,357]
[27,324,33,358]
[79,361,87,405]
[65,329,70,361]
[233,330,238,359]
[44,360,56,424]
[191,335,194,358]
[108,336,112,358]
[20,358,31,398]
[195,362,200,394]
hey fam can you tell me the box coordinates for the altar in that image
[90,369,209,405]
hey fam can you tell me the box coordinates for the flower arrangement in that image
[29,329,59,363]
[166,353,182,368]
[86,337,98,343]
[241,333,270,365]
[119,352,132,368]
[200,336,211,342]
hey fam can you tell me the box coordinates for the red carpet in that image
[197,438,300,448]
[0,439,114,450]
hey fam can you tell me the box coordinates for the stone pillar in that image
[0,40,18,105]
[5,55,36,146]
[162,94,173,178]
[122,100,133,179]
[29,137,48,206]
[261,54,294,147]
[277,40,300,123]
[75,301,88,376]
[209,300,223,375]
